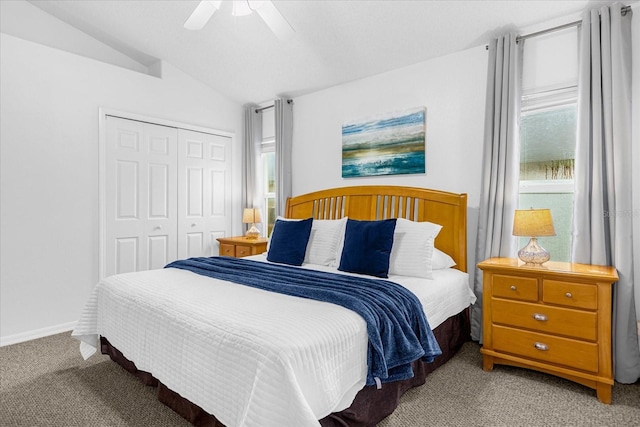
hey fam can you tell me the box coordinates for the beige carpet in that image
[1,332,638,426]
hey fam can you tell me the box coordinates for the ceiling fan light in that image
[232,0,253,17]
[247,1,268,11]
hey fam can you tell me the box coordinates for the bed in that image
[73,185,474,427]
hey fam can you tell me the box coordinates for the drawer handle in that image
[532,313,548,322]
[510,285,517,291]
[534,342,549,351]
[565,292,573,298]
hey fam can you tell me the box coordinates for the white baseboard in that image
[0,321,76,347]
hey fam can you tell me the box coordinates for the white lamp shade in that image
[242,208,262,224]
[513,209,556,237]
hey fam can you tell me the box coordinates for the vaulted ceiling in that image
[26,1,622,105]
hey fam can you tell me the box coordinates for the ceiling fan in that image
[184,0,295,40]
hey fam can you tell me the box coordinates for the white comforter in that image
[72,256,475,427]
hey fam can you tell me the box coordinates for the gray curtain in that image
[471,33,522,342]
[274,98,293,217]
[242,105,262,214]
[572,3,639,383]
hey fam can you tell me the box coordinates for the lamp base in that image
[518,237,550,265]
[245,224,260,240]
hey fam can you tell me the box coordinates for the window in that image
[520,94,576,262]
[260,108,277,236]
[261,142,276,236]
[519,27,578,262]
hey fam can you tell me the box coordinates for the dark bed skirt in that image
[101,309,470,427]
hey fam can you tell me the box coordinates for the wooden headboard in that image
[285,185,468,272]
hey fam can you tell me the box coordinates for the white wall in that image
[0,32,242,344]
[291,46,488,283]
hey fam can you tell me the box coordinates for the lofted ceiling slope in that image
[23,0,626,105]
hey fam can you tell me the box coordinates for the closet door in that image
[177,129,232,258]
[105,116,178,276]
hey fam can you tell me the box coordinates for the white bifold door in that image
[104,116,231,278]
[177,128,231,259]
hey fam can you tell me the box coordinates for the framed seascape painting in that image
[342,107,426,178]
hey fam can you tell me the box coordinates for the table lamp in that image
[242,208,262,239]
[512,208,556,265]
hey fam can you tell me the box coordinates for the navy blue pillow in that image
[338,219,397,278]
[267,218,313,266]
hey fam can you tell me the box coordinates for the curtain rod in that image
[254,99,293,113]
[516,4,630,42]
[255,105,274,113]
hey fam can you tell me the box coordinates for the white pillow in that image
[388,218,443,279]
[305,217,348,266]
[432,248,457,269]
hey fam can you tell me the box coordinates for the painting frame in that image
[341,107,426,178]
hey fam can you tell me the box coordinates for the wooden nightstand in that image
[216,236,268,258]
[477,257,618,403]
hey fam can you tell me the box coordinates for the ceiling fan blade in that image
[184,0,222,30]
[251,1,295,41]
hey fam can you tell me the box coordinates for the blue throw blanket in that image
[165,257,442,386]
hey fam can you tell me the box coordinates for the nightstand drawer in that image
[493,325,598,373]
[217,236,268,259]
[543,280,597,310]
[220,244,236,257]
[235,245,252,258]
[492,274,538,302]
[492,299,597,341]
